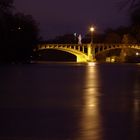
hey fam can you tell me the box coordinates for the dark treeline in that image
[0,0,40,63]
[103,0,140,44]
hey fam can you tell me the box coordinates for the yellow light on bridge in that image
[88,62,96,66]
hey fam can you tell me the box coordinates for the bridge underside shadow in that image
[95,48,140,62]
[36,49,77,62]
[36,47,91,62]
[95,49,121,62]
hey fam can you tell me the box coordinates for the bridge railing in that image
[37,44,90,55]
[93,43,140,54]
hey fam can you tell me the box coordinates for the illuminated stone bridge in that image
[35,43,140,62]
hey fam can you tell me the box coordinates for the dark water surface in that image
[0,63,140,140]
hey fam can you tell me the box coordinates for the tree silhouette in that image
[119,0,139,10]
[9,13,39,62]
[0,0,13,12]
[0,0,40,63]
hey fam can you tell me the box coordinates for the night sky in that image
[14,0,130,40]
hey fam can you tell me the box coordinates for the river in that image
[0,62,140,140]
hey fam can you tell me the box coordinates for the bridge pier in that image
[77,56,88,62]
[87,44,96,62]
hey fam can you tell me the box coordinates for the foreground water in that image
[0,62,140,140]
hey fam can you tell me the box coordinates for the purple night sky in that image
[14,0,130,40]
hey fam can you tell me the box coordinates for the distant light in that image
[136,52,139,56]
[18,27,21,30]
[74,33,77,37]
[111,58,115,62]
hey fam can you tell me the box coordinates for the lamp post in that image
[89,26,96,61]
[89,26,95,44]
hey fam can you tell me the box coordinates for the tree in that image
[0,0,13,13]
[0,0,14,62]
[122,34,137,43]
[129,0,140,43]
[129,0,140,9]
[8,13,40,62]
[104,32,121,43]
[119,0,140,10]
[0,0,40,63]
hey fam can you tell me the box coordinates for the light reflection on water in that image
[77,63,102,140]
[133,78,140,139]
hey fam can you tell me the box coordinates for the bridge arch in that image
[94,44,140,56]
[37,49,76,61]
[36,43,140,62]
[37,44,94,62]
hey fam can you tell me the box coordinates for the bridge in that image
[35,43,140,62]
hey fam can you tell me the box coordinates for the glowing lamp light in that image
[136,52,139,56]
[90,27,95,32]
[18,27,21,30]
[89,26,95,44]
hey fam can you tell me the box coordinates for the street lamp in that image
[89,26,95,44]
